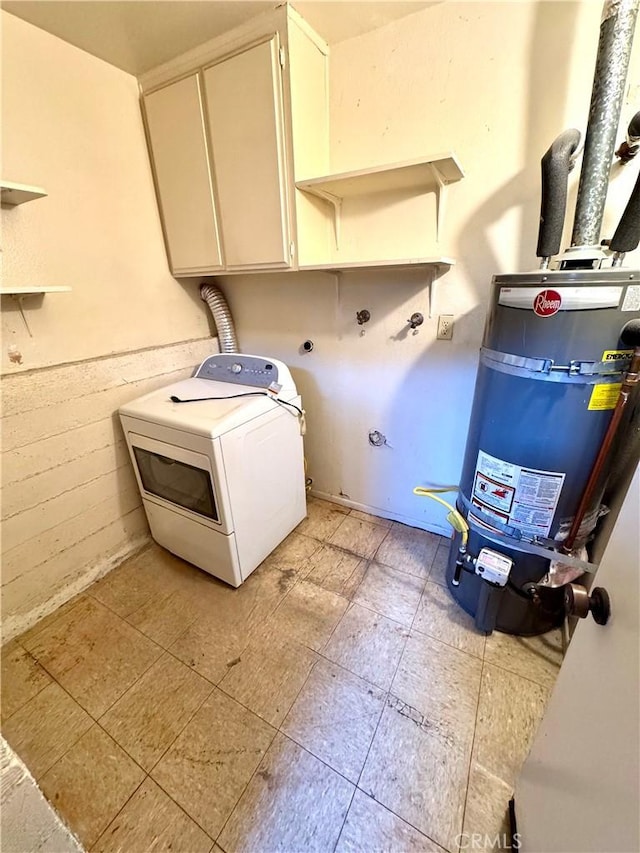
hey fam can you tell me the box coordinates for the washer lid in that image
[119,377,297,437]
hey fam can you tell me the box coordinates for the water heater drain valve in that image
[475,548,514,587]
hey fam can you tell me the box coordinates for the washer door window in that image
[133,445,218,521]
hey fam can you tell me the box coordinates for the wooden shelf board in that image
[186,259,455,277]
[296,154,463,199]
[0,287,72,296]
[298,257,455,273]
[1,181,48,206]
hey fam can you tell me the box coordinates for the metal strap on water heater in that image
[457,492,599,573]
[480,346,630,382]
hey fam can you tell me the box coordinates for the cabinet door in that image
[144,74,223,275]
[203,37,292,269]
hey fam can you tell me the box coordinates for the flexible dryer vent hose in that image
[200,283,239,353]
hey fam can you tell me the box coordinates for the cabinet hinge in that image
[279,46,286,69]
[290,241,296,259]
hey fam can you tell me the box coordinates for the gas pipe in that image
[441,0,640,635]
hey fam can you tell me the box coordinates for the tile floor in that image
[1,498,564,852]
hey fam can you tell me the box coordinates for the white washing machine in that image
[119,353,306,586]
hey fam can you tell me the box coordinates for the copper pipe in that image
[563,346,640,552]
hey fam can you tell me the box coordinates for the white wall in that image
[220,0,640,533]
[1,11,210,371]
[1,13,215,638]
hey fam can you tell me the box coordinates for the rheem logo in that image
[533,289,562,317]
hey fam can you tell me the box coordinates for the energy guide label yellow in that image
[601,349,632,362]
[588,383,621,411]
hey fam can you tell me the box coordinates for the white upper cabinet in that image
[203,37,292,270]
[144,74,223,275]
[139,4,463,278]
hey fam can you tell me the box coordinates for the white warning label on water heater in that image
[471,450,565,537]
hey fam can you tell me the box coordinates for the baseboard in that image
[309,489,449,538]
[2,533,151,645]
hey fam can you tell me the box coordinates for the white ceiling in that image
[2,1,436,76]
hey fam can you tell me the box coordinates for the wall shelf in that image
[298,257,452,317]
[0,287,72,296]
[296,153,464,198]
[296,153,463,248]
[1,181,48,206]
[298,257,455,274]
[1,287,72,337]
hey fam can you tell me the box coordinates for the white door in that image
[144,74,224,275]
[515,467,640,853]
[203,37,292,270]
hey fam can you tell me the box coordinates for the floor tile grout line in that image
[350,786,448,853]
[351,574,425,629]
[374,549,444,582]
[342,581,458,853]
[316,588,557,690]
[354,597,413,792]
[11,534,529,815]
[87,578,205,646]
[115,676,217,778]
[332,777,358,853]
[345,581,556,688]
[85,580,265,689]
[45,588,167,664]
[14,593,89,652]
[1,669,53,727]
[314,644,399,695]
[12,524,442,652]
[334,595,415,630]
[481,656,558,691]
[13,626,163,733]
[146,771,219,844]
[92,692,218,845]
[305,527,444,579]
[90,772,217,851]
[214,634,377,841]
[314,593,353,651]
[15,678,151,848]
[213,722,281,845]
[7,534,427,812]
[6,678,95,783]
[216,729,363,848]
[86,772,149,851]
[332,690,387,851]
[409,621,486,662]
[215,652,317,730]
[215,653,388,848]
[458,658,488,853]
[216,609,394,729]
[328,513,392,563]
[8,596,214,789]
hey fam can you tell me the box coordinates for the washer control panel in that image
[194,354,280,388]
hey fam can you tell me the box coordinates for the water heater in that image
[444,0,640,634]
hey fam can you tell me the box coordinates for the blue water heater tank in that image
[447,268,640,635]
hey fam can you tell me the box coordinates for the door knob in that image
[564,584,611,625]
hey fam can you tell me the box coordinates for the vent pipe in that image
[571,0,639,248]
[200,283,239,353]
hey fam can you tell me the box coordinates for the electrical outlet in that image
[437,314,454,340]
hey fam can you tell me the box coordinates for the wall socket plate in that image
[437,314,454,340]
